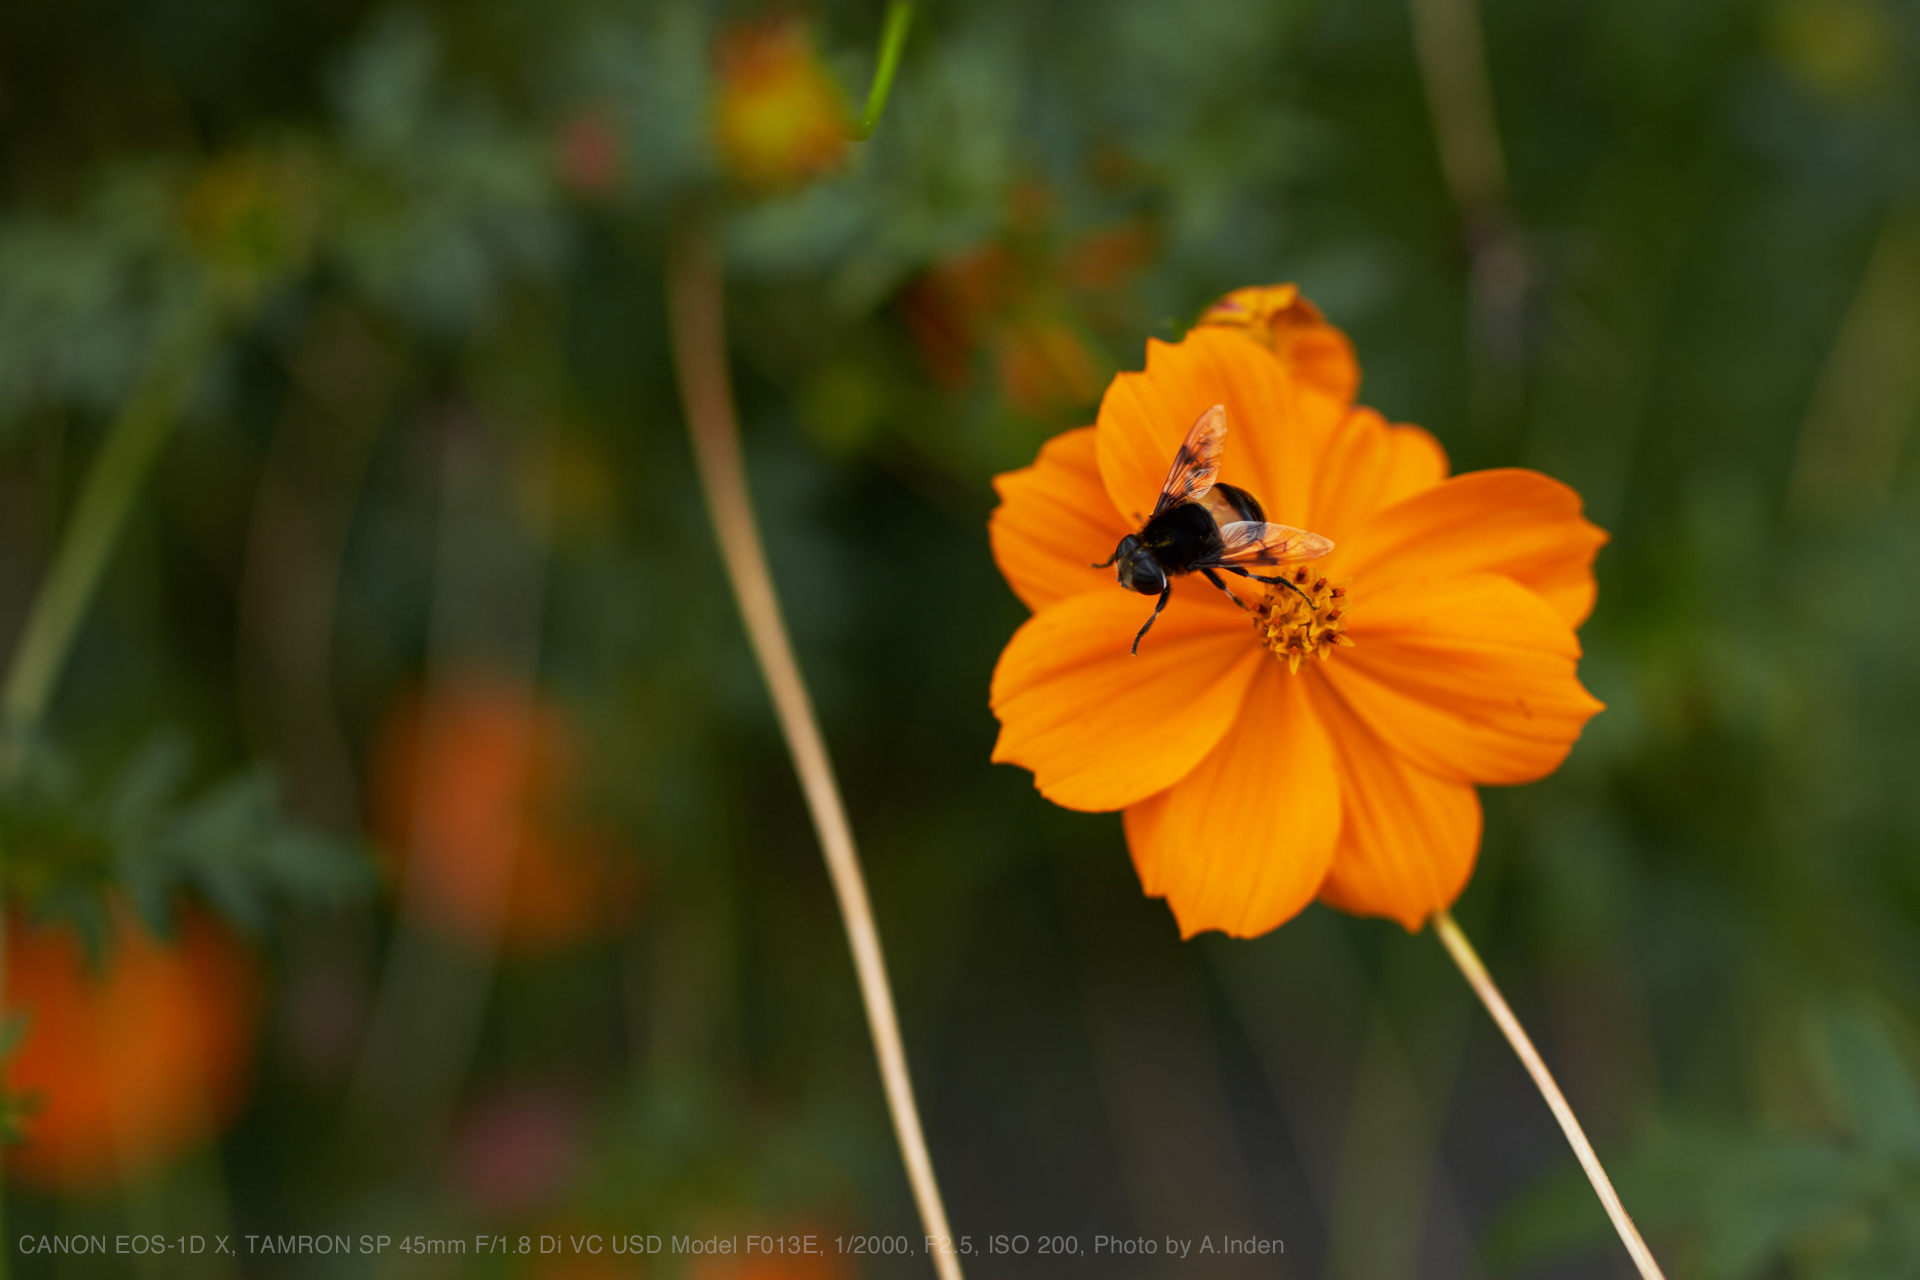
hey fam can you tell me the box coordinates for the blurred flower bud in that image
[1767,0,1893,99]
[176,148,319,300]
[899,246,1020,390]
[994,319,1101,418]
[4,904,262,1193]
[1199,283,1360,404]
[557,109,624,199]
[713,17,850,193]
[447,1083,586,1214]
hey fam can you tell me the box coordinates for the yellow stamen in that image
[1251,576,1352,670]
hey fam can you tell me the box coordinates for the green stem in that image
[850,1,914,141]
[0,304,213,1273]
[0,311,214,770]
[0,289,220,1277]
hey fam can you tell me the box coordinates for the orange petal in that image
[1095,327,1345,535]
[991,587,1259,811]
[1328,573,1604,785]
[1341,468,1608,628]
[989,427,1135,612]
[1306,676,1482,931]
[1123,662,1341,939]
[1308,408,1450,546]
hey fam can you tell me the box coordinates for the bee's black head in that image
[1112,535,1167,595]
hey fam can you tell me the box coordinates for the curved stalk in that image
[1,310,215,768]
[666,226,963,1279]
[1432,910,1666,1280]
[0,300,216,1280]
[850,2,914,141]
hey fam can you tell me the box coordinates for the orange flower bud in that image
[1199,283,1360,405]
[713,17,850,193]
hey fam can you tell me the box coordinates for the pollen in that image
[1250,574,1352,673]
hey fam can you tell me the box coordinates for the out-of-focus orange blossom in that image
[900,245,1021,390]
[371,673,640,954]
[3,904,262,1193]
[714,17,849,193]
[898,193,1154,418]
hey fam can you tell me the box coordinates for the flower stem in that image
[0,302,214,1280]
[665,225,963,1279]
[1431,910,1665,1280]
[850,1,914,141]
[1,308,215,770]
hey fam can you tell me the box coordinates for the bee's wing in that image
[1150,404,1228,518]
[1213,520,1334,567]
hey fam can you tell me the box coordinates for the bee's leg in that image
[1131,584,1172,655]
[1226,565,1316,606]
[1201,567,1247,611]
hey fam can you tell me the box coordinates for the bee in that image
[1095,404,1334,654]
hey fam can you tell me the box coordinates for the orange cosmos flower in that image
[988,289,1606,936]
[714,17,850,193]
[5,903,261,1192]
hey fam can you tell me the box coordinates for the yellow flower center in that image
[1251,571,1352,673]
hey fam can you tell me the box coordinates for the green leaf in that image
[1812,1002,1920,1162]
[0,732,374,938]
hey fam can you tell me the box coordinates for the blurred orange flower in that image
[899,246,1021,390]
[372,674,639,953]
[4,904,261,1193]
[900,228,1152,418]
[988,290,1606,936]
[714,17,849,192]
[993,319,1104,418]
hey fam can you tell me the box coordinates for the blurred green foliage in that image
[1,0,1919,1277]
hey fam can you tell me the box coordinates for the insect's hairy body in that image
[1136,483,1265,575]
[1093,404,1333,654]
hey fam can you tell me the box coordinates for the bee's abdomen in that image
[1202,483,1265,527]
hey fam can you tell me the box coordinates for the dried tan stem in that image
[1432,910,1666,1280]
[666,226,963,1279]
[1407,0,1507,215]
